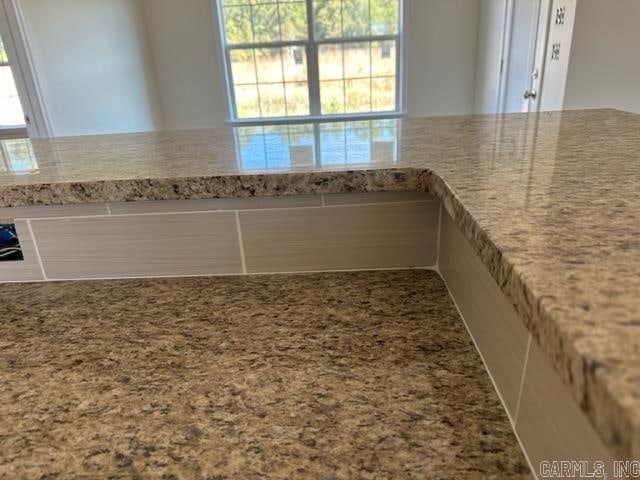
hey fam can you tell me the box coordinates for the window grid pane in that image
[318,40,396,114]
[252,3,280,42]
[313,0,397,40]
[224,1,309,46]
[220,0,400,120]
[231,46,310,119]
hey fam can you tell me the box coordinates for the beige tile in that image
[0,220,44,282]
[0,203,108,219]
[241,202,439,273]
[31,212,241,279]
[290,145,314,167]
[516,339,613,474]
[108,195,322,215]
[323,192,436,206]
[439,211,529,418]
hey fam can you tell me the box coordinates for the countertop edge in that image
[0,167,633,458]
[427,172,635,459]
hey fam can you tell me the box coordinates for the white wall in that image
[405,0,481,117]
[21,0,482,135]
[20,0,163,136]
[141,0,481,127]
[564,0,640,114]
[140,0,227,129]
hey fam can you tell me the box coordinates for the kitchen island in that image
[1,109,638,469]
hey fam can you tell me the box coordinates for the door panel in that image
[503,0,542,113]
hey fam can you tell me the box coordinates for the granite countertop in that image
[0,109,639,458]
[0,270,531,479]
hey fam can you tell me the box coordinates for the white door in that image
[498,0,575,113]
[502,0,545,112]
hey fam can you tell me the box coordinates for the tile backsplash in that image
[0,192,439,282]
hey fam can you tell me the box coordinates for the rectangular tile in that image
[31,212,241,279]
[0,203,108,219]
[0,220,44,282]
[516,339,613,476]
[439,211,529,418]
[108,195,322,215]
[323,191,436,206]
[241,202,439,273]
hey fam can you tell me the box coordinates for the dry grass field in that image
[230,43,396,118]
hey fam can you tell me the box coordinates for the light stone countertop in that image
[0,271,531,479]
[0,109,638,458]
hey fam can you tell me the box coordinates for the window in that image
[217,0,402,122]
[0,34,25,128]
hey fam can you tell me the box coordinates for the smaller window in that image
[217,0,403,122]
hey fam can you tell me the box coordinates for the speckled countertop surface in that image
[0,109,639,458]
[0,270,530,479]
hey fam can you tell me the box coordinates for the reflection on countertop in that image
[234,120,399,171]
[0,137,39,175]
[0,118,400,185]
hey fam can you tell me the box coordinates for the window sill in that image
[0,127,28,140]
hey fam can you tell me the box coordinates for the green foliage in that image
[313,1,341,39]
[344,0,370,36]
[370,0,398,35]
[223,1,308,45]
[280,2,308,40]
[323,97,344,114]
[222,0,398,45]
[314,0,398,38]
[223,6,253,44]
[252,3,280,42]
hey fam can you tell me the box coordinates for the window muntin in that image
[218,0,401,121]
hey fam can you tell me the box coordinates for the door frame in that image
[495,0,515,114]
[498,0,553,113]
[0,0,51,138]
[527,0,553,112]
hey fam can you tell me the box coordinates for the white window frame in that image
[214,0,405,125]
